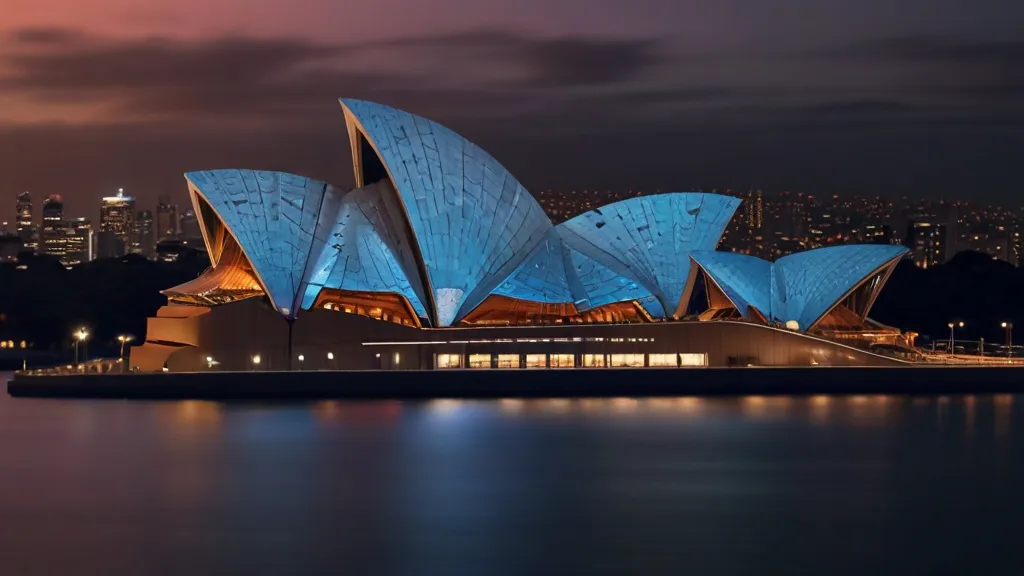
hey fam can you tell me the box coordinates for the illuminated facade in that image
[690,244,907,331]
[130,99,913,372]
[99,189,136,257]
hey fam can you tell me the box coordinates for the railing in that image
[17,357,127,376]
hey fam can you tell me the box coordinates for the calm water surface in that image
[1,371,1022,575]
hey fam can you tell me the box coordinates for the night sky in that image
[1,0,1022,222]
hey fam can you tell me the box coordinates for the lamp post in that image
[947,321,963,356]
[1003,322,1014,359]
[252,354,261,372]
[117,335,134,371]
[74,328,89,365]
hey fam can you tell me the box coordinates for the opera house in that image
[130,99,914,372]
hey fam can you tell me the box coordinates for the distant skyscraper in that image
[136,209,155,258]
[156,194,178,241]
[905,220,947,269]
[41,194,67,259]
[746,189,764,231]
[96,231,125,259]
[99,189,136,257]
[15,191,38,252]
[179,209,201,240]
[65,217,93,266]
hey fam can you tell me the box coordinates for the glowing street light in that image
[73,327,89,365]
[117,334,135,365]
[1002,322,1014,359]
[251,354,261,371]
[947,321,963,356]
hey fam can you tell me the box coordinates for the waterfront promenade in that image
[8,364,1024,400]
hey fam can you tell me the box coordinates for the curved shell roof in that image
[339,98,552,326]
[185,169,336,319]
[691,244,908,331]
[180,99,857,328]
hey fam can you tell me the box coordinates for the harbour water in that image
[1,372,1022,575]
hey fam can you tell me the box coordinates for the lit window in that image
[496,354,520,368]
[550,354,575,368]
[609,354,645,367]
[436,354,462,369]
[678,354,707,366]
[468,354,491,368]
[647,354,678,367]
[525,354,547,368]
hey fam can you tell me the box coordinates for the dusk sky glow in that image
[1,0,1022,221]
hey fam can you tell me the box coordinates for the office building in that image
[65,217,93,266]
[156,195,178,241]
[41,194,67,259]
[136,209,155,258]
[99,189,136,257]
[904,221,947,269]
[15,191,38,252]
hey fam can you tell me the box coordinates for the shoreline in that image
[8,366,1024,400]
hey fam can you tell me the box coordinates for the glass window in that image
[496,354,520,368]
[525,354,547,368]
[583,354,606,367]
[550,354,575,368]
[436,354,462,369]
[648,354,677,367]
[679,353,708,367]
[610,354,645,367]
[468,354,491,368]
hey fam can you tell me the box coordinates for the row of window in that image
[435,353,707,369]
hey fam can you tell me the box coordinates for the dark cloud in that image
[826,35,1024,101]
[0,27,665,129]
[522,37,661,87]
[366,30,664,87]
[7,27,86,46]
[1,27,1022,222]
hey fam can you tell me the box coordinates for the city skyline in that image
[0,0,1021,212]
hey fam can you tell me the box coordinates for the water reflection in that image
[1,376,1023,575]
[167,400,222,426]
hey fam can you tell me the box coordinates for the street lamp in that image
[74,328,89,365]
[947,321,963,356]
[117,335,134,365]
[1002,322,1014,358]
[252,354,261,371]
[297,354,305,370]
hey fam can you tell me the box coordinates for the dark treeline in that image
[0,249,1017,352]
[0,253,207,352]
[872,251,1020,344]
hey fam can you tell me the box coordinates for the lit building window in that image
[468,354,491,368]
[550,354,575,368]
[436,354,462,369]
[525,354,547,368]
[647,354,678,367]
[609,354,645,367]
[679,353,708,366]
[583,354,606,367]
[496,354,520,368]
